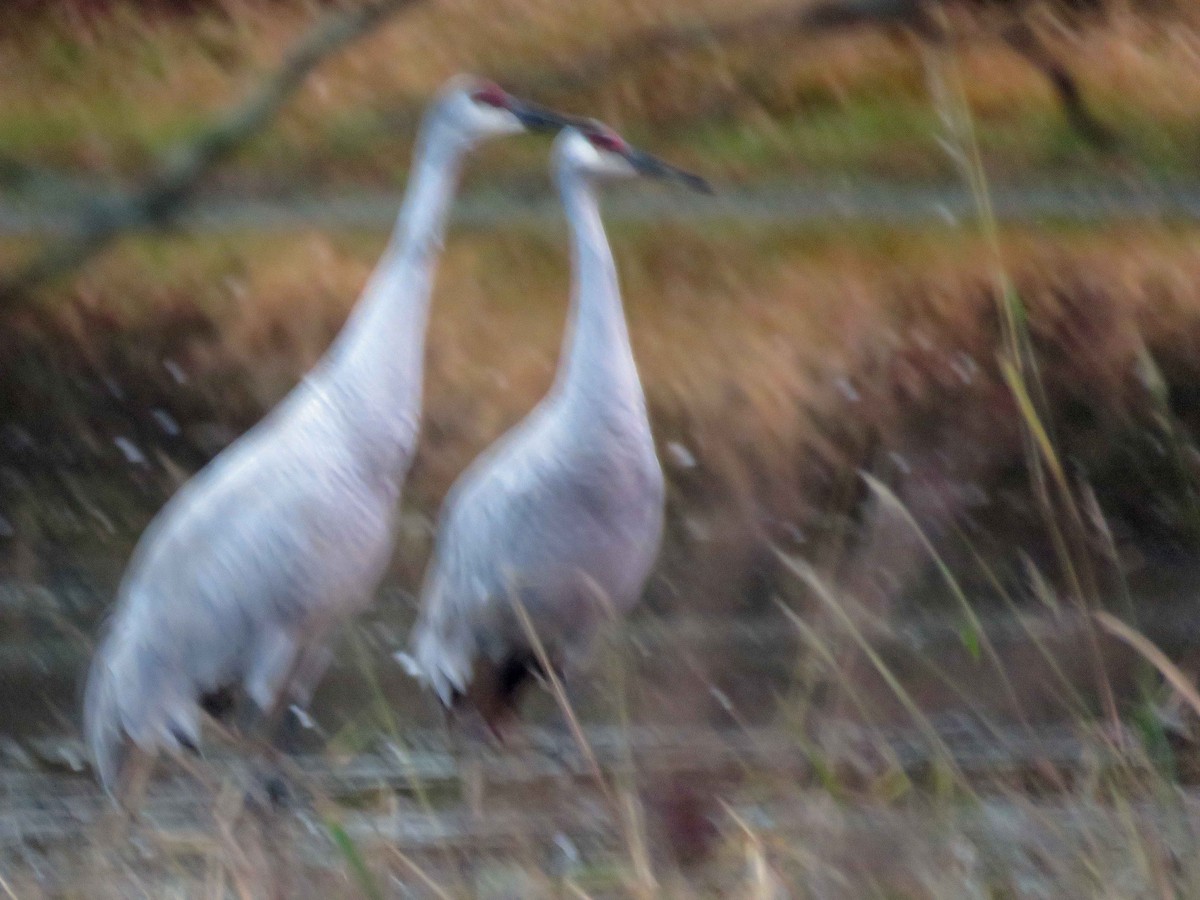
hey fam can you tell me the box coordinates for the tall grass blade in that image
[1095,612,1200,720]
[325,818,383,900]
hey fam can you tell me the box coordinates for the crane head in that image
[561,122,712,193]
[438,75,580,140]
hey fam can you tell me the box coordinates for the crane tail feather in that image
[83,650,132,798]
[393,651,423,680]
[399,631,472,708]
[462,650,542,738]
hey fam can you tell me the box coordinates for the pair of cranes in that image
[83,76,710,802]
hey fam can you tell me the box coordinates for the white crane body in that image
[84,78,574,796]
[402,127,704,730]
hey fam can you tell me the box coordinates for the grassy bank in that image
[3,1,1199,186]
[4,221,1199,615]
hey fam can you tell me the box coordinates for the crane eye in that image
[471,84,509,109]
[586,131,627,154]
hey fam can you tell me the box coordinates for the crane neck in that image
[552,164,645,419]
[314,115,471,487]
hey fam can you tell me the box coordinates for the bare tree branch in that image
[508,0,1109,146]
[0,0,425,307]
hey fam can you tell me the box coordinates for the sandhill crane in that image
[399,124,709,736]
[83,75,576,803]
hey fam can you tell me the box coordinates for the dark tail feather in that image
[199,686,237,721]
[460,651,544,741]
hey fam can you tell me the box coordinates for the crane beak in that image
[626,148,713,194]
[507,96,586,133]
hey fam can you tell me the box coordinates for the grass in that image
[4,219,1200,602]
[3,1,1200,184]
[7,3,1200,895]
[10,578,1200,896]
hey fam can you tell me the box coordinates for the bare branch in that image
[507,0,1106,146]
[1,0,425,307]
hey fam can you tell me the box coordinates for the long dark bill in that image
[508,96,591,133]
[626,147,713,194]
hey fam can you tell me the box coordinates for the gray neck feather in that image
[314,108,470,486]
[552,164,644,419]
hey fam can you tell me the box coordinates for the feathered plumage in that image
[83,76,570,797]
[402,127,672,735]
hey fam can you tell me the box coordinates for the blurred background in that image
[3,0,1200,895]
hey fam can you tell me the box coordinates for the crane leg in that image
[90,745,152,854]
[445,709,489,820]
[463,744,486,821]
[236,647,312,810]
[254,640,336,804]
[527,724,576,774]
[113,743,153,820]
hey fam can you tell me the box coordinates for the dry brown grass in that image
[7,221,1199,608]
[5,220,1200,898]
[4,0,1199,179]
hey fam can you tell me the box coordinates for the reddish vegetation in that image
[5,232,1199,645]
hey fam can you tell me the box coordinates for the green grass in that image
[7,88,1199,187]
[5,3,1200,185]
